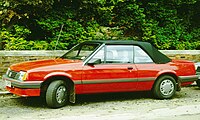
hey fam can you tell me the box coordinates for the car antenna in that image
[55,24,64,50]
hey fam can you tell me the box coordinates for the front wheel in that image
[153,75,177,99]
[46,80,68,108]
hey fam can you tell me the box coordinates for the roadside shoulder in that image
[0,79,10,95]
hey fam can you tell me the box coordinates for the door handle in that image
[127,66,133,70]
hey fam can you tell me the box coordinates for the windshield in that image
[61,43,101,60]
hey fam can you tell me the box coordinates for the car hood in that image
[10,59,82,72]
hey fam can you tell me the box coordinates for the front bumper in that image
[5,86,41,97]
[2,75,42,97]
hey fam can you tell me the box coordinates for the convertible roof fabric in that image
[83,40,171,64]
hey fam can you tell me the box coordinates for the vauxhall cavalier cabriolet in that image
[3,40,198,108]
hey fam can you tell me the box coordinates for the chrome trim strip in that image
[73,80,82,84]
[82,78,137,84]
[74,77,155,85]
[3,75,42,89]
[138,77,156,82]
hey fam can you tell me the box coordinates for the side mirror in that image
[87,59,102,66]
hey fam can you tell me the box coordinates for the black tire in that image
[46,80,68,108]
[196,80,200,87]
[153,75,177,99]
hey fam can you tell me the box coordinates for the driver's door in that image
[81,45,138,94]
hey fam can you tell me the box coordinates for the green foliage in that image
[0,0,54,26]
[0,0,200,50]
[36,9,103,50]
[1,25,50,50]
[1,25,30,50]
[144,1,200,49]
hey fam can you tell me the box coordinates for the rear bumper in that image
[196,72,200,80]
[179,75,199,86]
[2,75,42,97]
[179,75,198,82]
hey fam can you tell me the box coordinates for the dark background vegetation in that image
[0,0,199,50]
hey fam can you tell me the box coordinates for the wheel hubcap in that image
[56,86,66,104]
[160,79,174,96]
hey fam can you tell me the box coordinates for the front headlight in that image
[18,71,27,81]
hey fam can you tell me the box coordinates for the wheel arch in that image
[152,72,180,99]
[41,75,76,103]
[152,72,180,91]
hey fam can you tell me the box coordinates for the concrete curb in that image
[0,79,10,95]
[0,91,10,95]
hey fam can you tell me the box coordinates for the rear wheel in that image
[46,80,68,108]
[153,75,177,99]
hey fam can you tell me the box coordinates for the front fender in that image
[44,72,76,103]
[44,72,73,80]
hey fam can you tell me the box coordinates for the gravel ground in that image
[0,79,200,120]
[0,79,4,90]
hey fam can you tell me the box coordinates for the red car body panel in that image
[2,41,198,98]
[4,58,196,96]
[6,86,40,97]
[81,64,138,94]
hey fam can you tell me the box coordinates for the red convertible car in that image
[3,40,198,108]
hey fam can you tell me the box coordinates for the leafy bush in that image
[1,0,199,50]
[2,25,30,50]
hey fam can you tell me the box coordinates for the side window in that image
[79,44,98,58]
[134,46,153,63]
[88,47,105,63]
[88,45,134,64]
[106,45,133,63]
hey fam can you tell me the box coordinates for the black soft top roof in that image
[83,40,171,64]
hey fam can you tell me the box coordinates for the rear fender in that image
[155,70,181,91]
